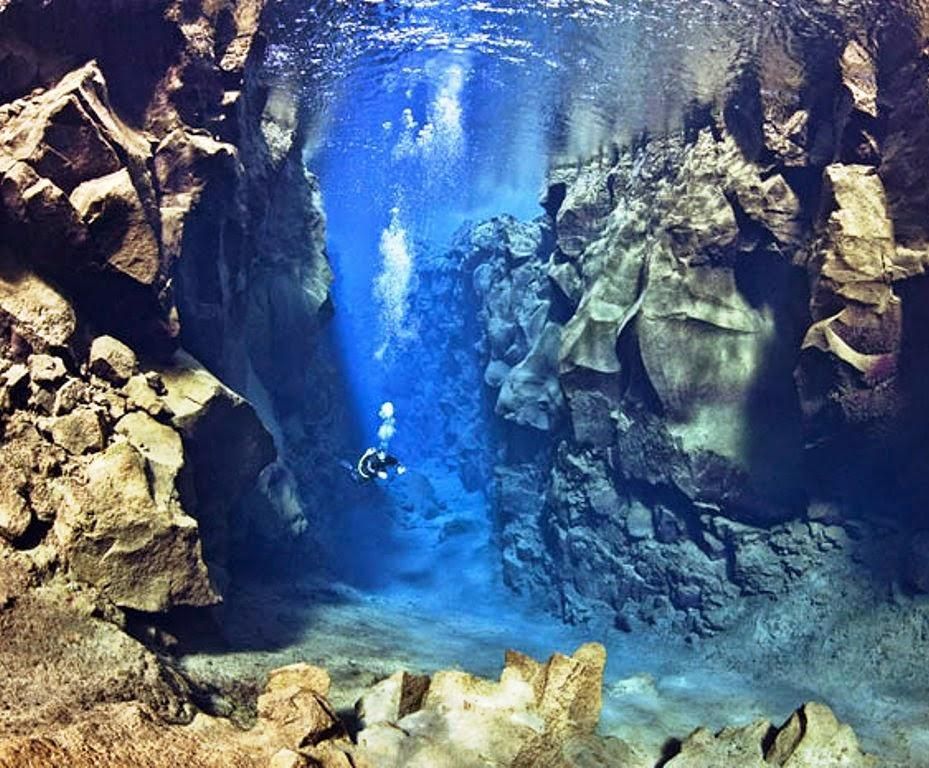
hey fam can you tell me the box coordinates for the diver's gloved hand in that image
[397,465,407,476]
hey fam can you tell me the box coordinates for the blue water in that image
[286,0,860,467]
[310,59,545,462]
[292,0,864,603]
[181,4,929,765]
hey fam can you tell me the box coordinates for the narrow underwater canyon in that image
[1,0,929,766]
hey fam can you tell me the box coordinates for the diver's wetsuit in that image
[356,447,401,481]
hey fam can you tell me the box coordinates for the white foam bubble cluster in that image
[377,401,397,448]
[392,63,466,164]
[374,207,416,360]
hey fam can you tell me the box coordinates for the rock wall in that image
[0,0,333,608]
[460,14,929,636]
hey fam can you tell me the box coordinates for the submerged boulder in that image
[54,441,217,612]
[70,168,161,286]
[666,701,877,768]
[0,249,77,351]
[256,663,344,750]
[353,643,619,768]
[89,334,138,385]
[48,407,105,455]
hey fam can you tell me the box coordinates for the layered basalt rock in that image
[461,21,929,636]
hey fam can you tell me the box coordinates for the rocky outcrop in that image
[155,350,275,571]
[0,337,273,612]
[349,642,643,768]
[0,0,339,611]
[469,216,564,432]
[0,546,193,740]
[454,23,929,637]
[0,1,339,759]
[3,643,871,768]
[666,701,877,768]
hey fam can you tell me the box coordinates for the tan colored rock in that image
[300,741,366,768]
[840,41,878,119]
[265,663,331,699]
[3,362,28,392]
[257,663,344,750]
[354,644,611,768]
[0,249,76,349]
[89,334,138,384]
[218,0,266,73]
[0,484,31,543]
[767,702,877,767]
[49,407,105,455]
[269,749,307,768]
[28,380,55,413]
[0,703,262,768]
[52,378,88,415]
[115,411,185,506]
[664,702,877,768]
[70,168,161,285]
[27,353,65,384]
[513,731,650,768]
[54,441,217,612]
[665,721,770,767]
[539,643,605,735]
[123,373,172,419]
[809,164,897,315]
[796,165,909,438]
[94,388,128,422]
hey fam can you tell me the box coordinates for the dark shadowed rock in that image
[155,350,275,567]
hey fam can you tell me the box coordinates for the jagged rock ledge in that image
[0,641,878,768]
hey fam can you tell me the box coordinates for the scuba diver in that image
[344,401,407,483]
[355,446,407,482]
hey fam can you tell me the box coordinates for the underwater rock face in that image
[450,15,929,638]
[0,545,194,741]
[0,0,290,612]
[469,215,564,432]
[0,338,275,613]
[0,0,342,758]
